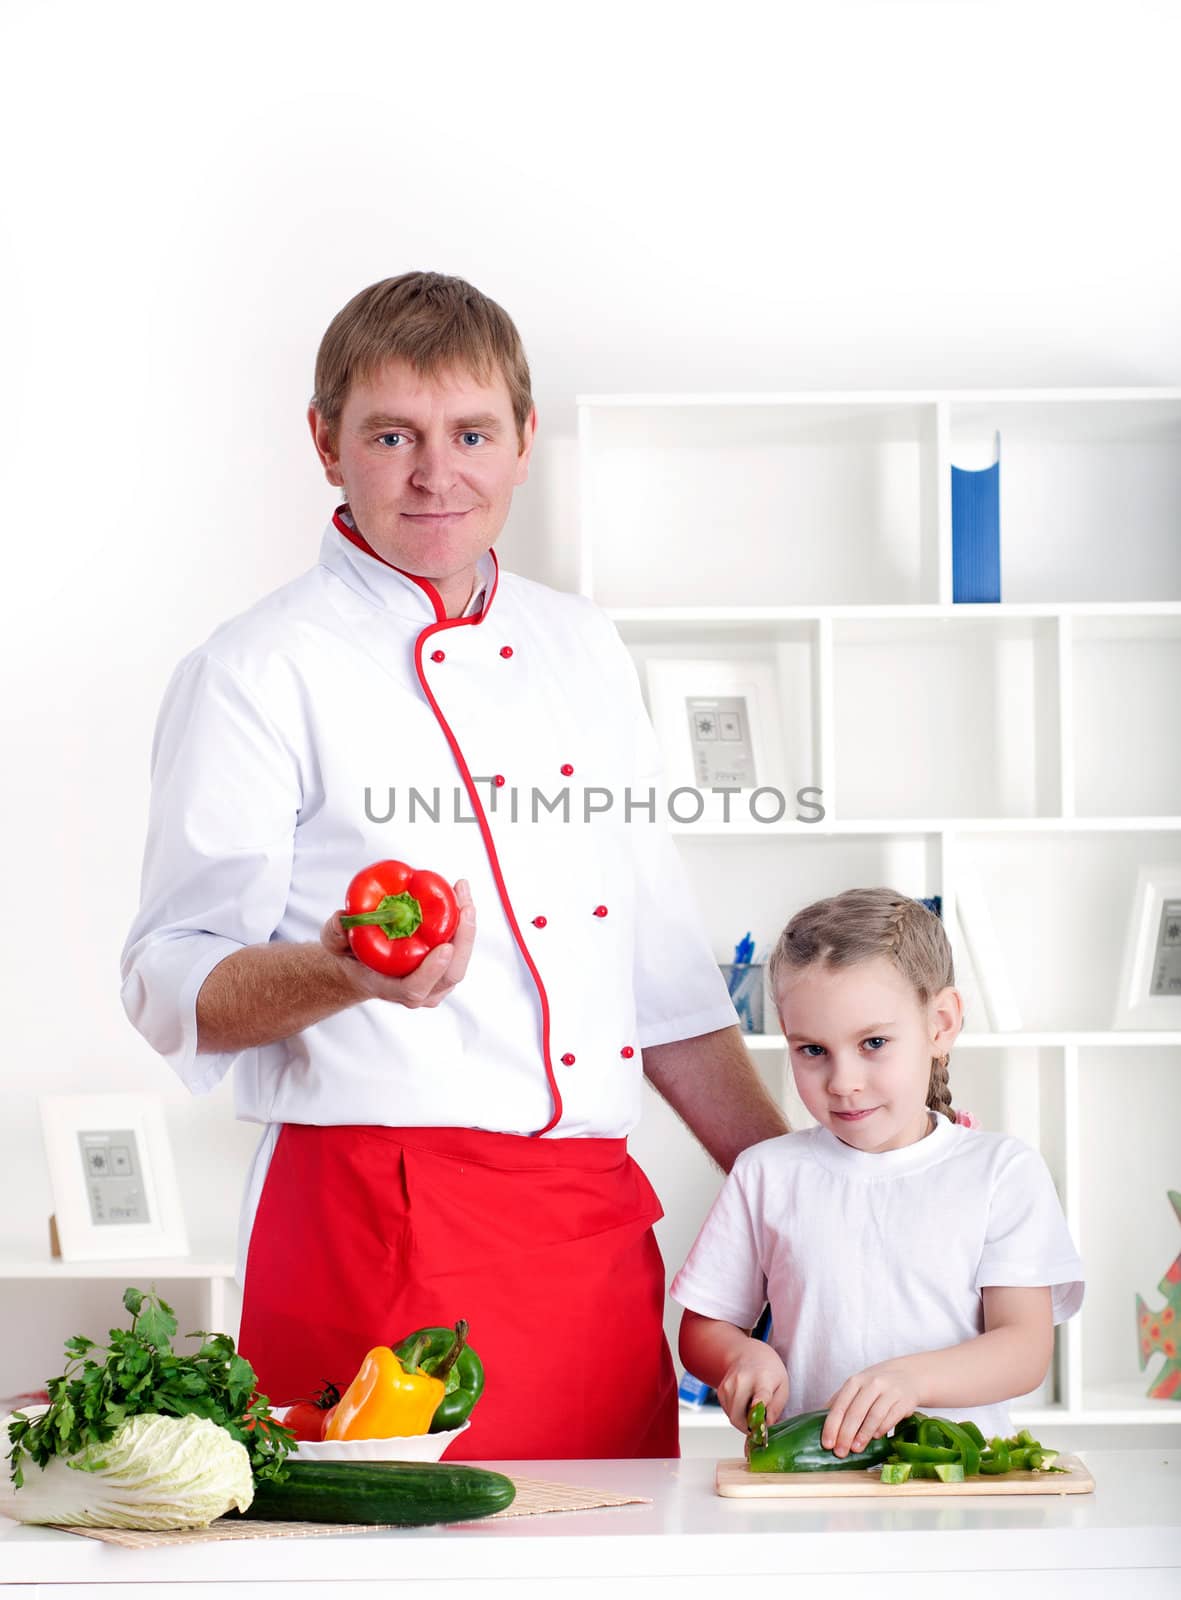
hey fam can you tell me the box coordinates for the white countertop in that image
[1,1450,1178,1596]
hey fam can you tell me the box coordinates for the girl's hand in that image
[822,1359,922,1457]
[715,1340,790,1432]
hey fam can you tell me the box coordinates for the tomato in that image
[284,1399,331,1441]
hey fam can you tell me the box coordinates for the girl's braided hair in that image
[768,887,959,1123]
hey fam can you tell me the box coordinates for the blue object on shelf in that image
[722,963,765,1034]
[951,434,1001,602]
[678,1371,719,1408]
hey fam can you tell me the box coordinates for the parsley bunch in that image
[6,1286,293,1489]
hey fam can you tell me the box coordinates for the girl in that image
[672,887,1084,1457]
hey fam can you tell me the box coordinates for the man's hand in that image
[321,879,476,1007]
[821,1358,922,1458]
[196,882,477,1053]
[715,1338,790,1432]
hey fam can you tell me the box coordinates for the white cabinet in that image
[581,387,1181,1437]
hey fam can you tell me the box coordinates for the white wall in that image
[1,0,1178,1374]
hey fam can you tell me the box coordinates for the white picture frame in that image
[38,1093,190,1261]
[1111,865,1181,1029]
[644,659,788,811]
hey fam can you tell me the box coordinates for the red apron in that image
[237,1124,680,1459]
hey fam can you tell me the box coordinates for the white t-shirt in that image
[670,1111,1085,1440]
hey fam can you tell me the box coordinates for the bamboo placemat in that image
[43,1475,652,1548]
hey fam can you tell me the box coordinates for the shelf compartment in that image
[1072,614,1181,818]
[947,395,1181,604]
[1076,1379,1181,1421]
[832,616,1064,820]
[1077,1045,1181,1404]
[949,829,1181,1032]
[628,623,819,825]
[580,398,939,608]
[0,1276,237,1405]
[674,829,944,970]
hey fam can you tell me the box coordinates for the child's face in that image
[775,956,962,1153]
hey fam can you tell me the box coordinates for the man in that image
[121,271,788,1458]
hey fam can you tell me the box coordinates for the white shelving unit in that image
[0,1258,239,1340]
[0,1256,242,1406]
[580,386,1181,1442]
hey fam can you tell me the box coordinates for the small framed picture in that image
[38,1093,190,1261]
[1111,866,1181,1029]
[644,659,788,798]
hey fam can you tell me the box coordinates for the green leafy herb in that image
[6,1286,294,1489]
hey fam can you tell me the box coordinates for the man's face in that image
[309,356,535,585]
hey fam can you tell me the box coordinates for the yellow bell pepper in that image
[323,1341,445,1440]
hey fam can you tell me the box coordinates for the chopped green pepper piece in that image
[911,1415,981,1476]
[893,1412,927,1443]
[747,1401,768,1454]
[876,1412,1067,1486]
[893,1440,960,1463]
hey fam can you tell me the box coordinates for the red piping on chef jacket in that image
[332,505,564,1136]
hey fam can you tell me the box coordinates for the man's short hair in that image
[312,271,533,451]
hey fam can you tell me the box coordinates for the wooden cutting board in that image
[716,1454,1095,1498]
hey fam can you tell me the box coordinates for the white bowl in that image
[277,1412,471,1462]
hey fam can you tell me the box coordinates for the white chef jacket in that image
[120,506,738,1279]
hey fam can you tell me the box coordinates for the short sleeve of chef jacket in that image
[119,650,301,1095]
[588,608,739,1050]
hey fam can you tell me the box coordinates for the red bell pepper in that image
[339,860,460,978]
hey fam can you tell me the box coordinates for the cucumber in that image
[232,1460,516,1525]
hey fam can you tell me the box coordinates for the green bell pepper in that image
[745,1405,893,1474]
[392,1320,485,1433]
